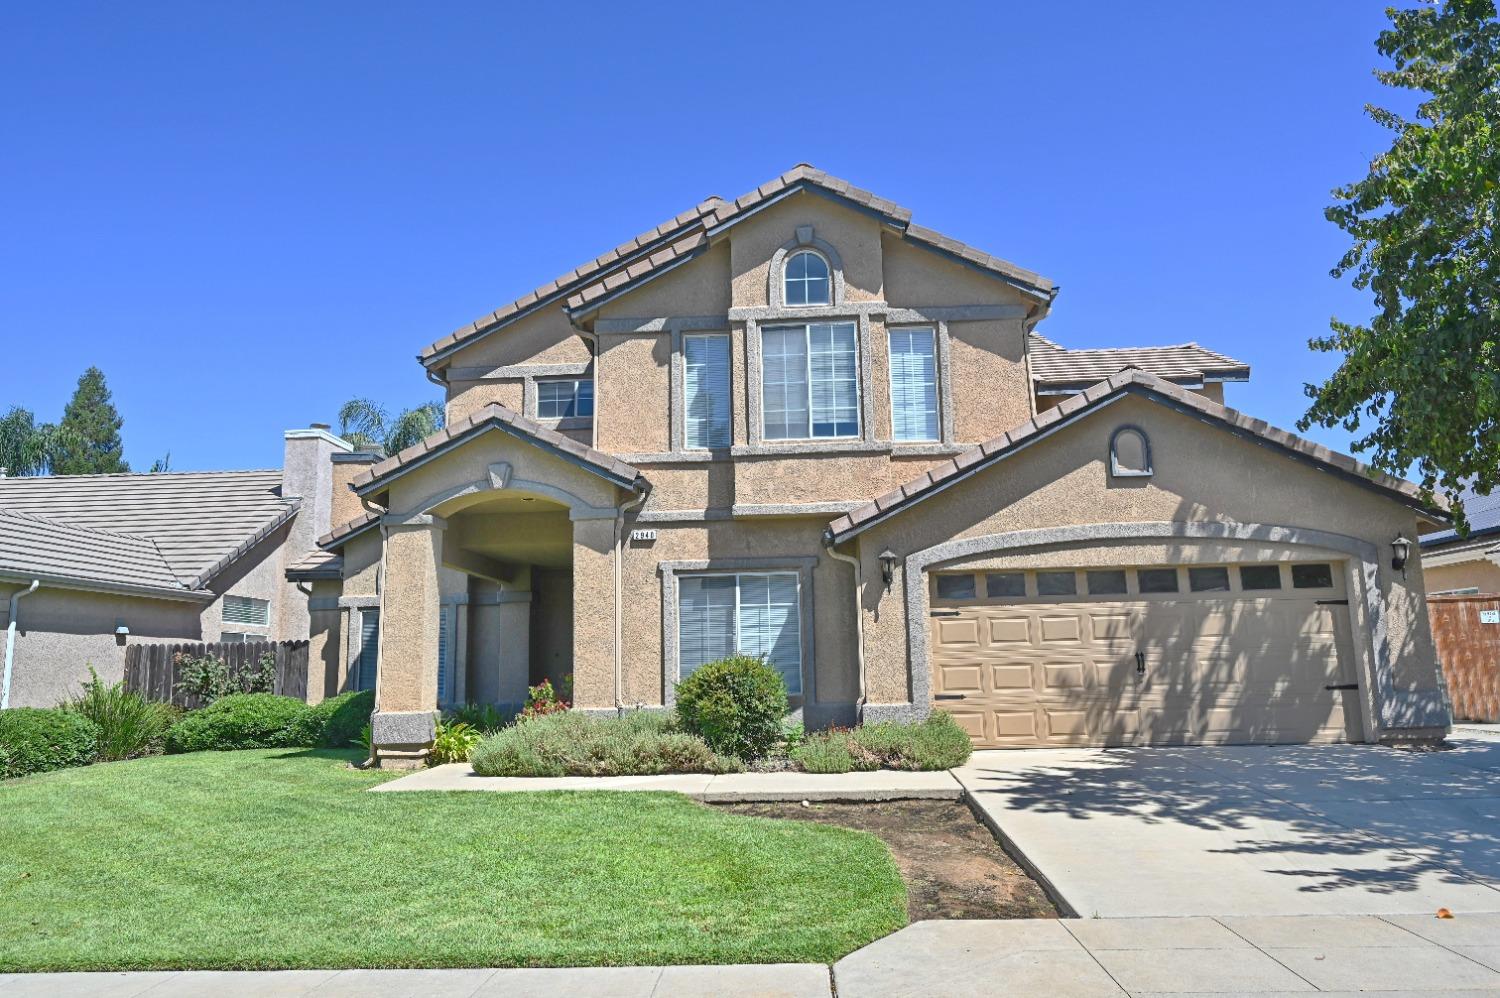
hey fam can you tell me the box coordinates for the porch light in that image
[879,549,898,590]
[1391,535,1411,575]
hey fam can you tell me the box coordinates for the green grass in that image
[0,749,906,971]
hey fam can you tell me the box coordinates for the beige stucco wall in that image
[595,333,672,454]
[1424,556,1500,595]
[331,456,378,537]
[306,579,343,704]
[729,196,883,307]
[947,318,1032,442]
[846,394,1443,726]
[446,379,525,424]
[882,233,1034,309]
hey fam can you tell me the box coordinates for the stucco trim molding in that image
[890,521,1446,743]
[446,361,592,382]
[657,557,820,710]
[407,476,619,523]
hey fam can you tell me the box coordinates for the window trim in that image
[887,325,941,443]
[535,377,595,421]
[760,321,862,442]
[768,229,846,308]
[782,249,832,307]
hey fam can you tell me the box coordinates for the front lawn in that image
[0,749,906,971]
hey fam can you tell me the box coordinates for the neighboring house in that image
[0,426,350,707]
[1419,485,1500,595]
[289,164,1451,767]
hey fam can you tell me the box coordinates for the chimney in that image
[282,425,353,548]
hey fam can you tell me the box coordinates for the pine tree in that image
[52,367,129,475]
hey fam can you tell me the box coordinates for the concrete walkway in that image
[10,915,1500,996]
[953,735,1500,917]
[372,763,962,801]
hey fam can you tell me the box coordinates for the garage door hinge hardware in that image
[930,610,961,617]
[934,693,967,700]
[1324,683,1358,691]
[1315,599,1350,605]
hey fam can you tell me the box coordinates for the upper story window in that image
[683,334,731,449]
[762,322,860,440]
[537,378,594,419]
[783,250,831,306]
[888,327,939,441]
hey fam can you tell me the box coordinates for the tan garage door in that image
[929,560,1365,748]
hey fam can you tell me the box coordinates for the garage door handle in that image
[930,610,961,617]
[1324,683,1358,691]
[934,693,967,700]
[1316,599,1350,606]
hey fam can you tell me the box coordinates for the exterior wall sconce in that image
[1391,535,1411,576]
[114,623,130,637]
[879,549,898,590]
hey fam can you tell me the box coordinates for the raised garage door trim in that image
[889,521,1398,743]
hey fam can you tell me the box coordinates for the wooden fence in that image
[123,640,310,708]
[1428,594,1500,723]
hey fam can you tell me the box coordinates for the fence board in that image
[1428,594,1500,723]
[123,640,311,707]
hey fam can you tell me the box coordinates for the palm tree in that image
[337,399,444,457]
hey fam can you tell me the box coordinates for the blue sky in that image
[1,2,1404,472]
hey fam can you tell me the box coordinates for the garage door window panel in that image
[1036,571,1078,597]
[1137,568,1180,594]
[1240,565,1283,591]
[985,572,1026,598]
[935,574,977,600]
[1086,570,1129,596]
[1292,563,1336,589]
[1188,566,1232,593]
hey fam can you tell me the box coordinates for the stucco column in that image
[372,513,445,768]
[570,514,617,710]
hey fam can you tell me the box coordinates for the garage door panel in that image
[991,664,1035,690]
[936,663,984,695]
[935,617,981,647]
[1043,662,1087,689]
[986,616,1032,644]
[1038,614,1084,643]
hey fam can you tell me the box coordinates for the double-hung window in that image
[677,572,802,694]
[537,379,594,419]
[762,322,859,440]
[683,334,731,449]
[888,327,939,441]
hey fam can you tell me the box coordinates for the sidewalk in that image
[371,764,963,802]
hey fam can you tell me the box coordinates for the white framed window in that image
[762,322,859,440]
[683,334,731,449]
[677,572,801,694]
[354,608,379,693]
[537,379,594,419]
[888,327,939,441]
[219,632,248,643]
[222,594,269,627]
[783,250,830,306]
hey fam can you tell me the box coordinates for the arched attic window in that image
[1109,426,1153,478]
[783,249,831,306]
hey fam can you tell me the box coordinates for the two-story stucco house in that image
[289,165,1452,767]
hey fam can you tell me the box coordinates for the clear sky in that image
[1,1,1406,472]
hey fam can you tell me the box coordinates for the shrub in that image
[0,708,100,778]
[174,650,277,706]
[518,679,569,721]
[287,689,374,747]
[445,702,510,733]
[62,667,174,761]
[793,712,973,773]
[429,721,482,765]
[673,655,788,759]
[470,710,742,777]
[165,693,310,753]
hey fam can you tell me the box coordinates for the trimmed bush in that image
[470,711,742,777]
[673,655,788,759]
[287,689,374,748]
[165,693,310,754]
[0,708,100,778]
[62,667,175,761]
[793,712,973,773]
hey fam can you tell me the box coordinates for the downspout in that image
[3,580,41,710]
[613,482,650,711]
[823,538,867,722]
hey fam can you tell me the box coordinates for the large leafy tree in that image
[0,405,79,476]
[51,367,129,475]
[337,398,444,456]
[1301,0,1500,530]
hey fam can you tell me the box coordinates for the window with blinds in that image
[437,605,453,704]
[355,609,379,692]
[762,322,859,440]
[677,572,801,694]
[888,327,939,441]
[222,594,269,627]
[683,334,731,449]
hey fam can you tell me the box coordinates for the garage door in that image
[929,560,1364,747]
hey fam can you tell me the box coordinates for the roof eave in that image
[189,499,302,590]
[0,569,214,604]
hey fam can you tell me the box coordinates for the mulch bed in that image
[716,799,1057,920]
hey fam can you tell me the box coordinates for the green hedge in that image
[470,711,742,777]
[673,655,788,759]
[793,712,973,773]
[165,694,310,754]
[0,708,100,779]
[287,689,374,748]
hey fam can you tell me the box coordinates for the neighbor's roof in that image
[1421,484,1500,549]
[826,369,1447,545]
[347,403,644,501]
[1029,333,1249,390]
[0,509,206,600]
[420,164,1057,368]
[285,548,344,582]
[0,470,297,591]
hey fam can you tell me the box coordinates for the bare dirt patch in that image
[717,799,1057,920]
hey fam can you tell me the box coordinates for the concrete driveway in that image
[953,731,1500,918]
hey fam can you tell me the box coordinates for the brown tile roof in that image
[1029,333,1249,388]
[285,548,344,581]
[0,469,297,589]
[825,369,1446,545]
[348,403,645,499]
[418,196,725,366]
